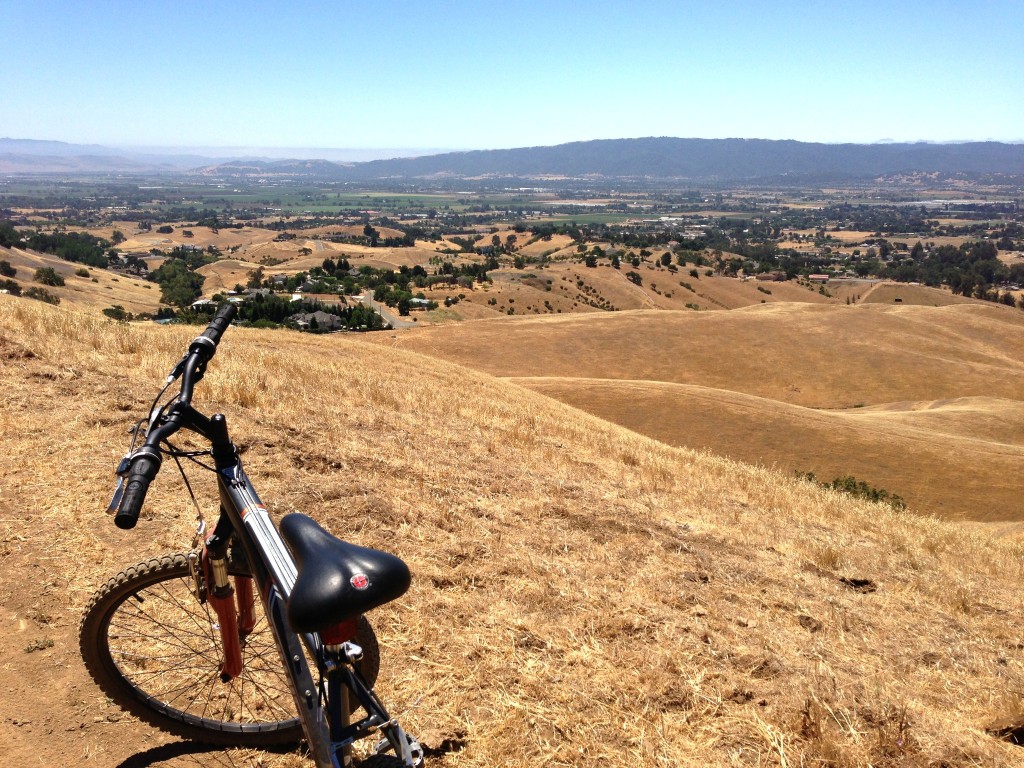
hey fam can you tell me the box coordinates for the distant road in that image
[357,292,415,329]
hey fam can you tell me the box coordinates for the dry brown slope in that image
[0,245,161,314]
[5,297,1024,766]
[860,281,981,306]
[378,302,1024,409]
[513,377,1022,521]
[196,257,263,294]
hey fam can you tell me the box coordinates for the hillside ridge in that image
[5,136,1024,178]
[4,298,1024,766]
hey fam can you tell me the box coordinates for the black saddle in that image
[280,513,411,633]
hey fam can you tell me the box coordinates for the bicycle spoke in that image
[94,564,299,729]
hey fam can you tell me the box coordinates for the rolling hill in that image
[3,296,1024,767]
[372,302,1024,522]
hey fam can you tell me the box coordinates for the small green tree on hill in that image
[34,267,65,287]
[150,259,205,308]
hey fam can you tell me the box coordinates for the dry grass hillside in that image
[0,245,161,314]
[5,296,1024,767]
[373,302,1024,522]
[515,379,1023,522]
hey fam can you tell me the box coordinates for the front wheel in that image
[80,552,379,746]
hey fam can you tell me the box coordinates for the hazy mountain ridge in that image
[0,138,230,173]
[335,137,1024,181]
[4,136,1024,179]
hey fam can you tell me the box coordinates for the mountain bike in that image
[79,303,424,768]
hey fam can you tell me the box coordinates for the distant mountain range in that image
[3,136,1024,181]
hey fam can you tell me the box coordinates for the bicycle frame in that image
[188,410,419,767]
[101,304,420,767]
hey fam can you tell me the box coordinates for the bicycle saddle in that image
[280,513,411,633]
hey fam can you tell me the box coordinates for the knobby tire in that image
[80,552,380,747]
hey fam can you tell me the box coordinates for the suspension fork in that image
[201,514,254,681]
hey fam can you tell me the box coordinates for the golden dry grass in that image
[0,245,162,314]
[4,296,1024,767]
[859,282,981,306]
[512,378,1024,522]
[376,302,1024,408]
[370,302,1024,523]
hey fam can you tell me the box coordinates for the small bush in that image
[798,472,906,510]
[34,267,65,287]
[0,278,21,295]
[24,286,60,305]
[102,305,131,321]
[75,267,90,278]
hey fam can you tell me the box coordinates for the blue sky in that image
[2,0,1022,155]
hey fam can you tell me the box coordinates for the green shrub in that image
[24,286,60,305]
[34,267,65,287]
[102,305,131,321]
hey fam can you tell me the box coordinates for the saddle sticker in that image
[350,573,370,590]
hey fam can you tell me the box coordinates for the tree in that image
[0,260,15,277]
[24,286,60,305]
[247,266,265,289]
[150,259,205,308]
[363,223,379,247]
[102,305,130,321]
[111,230,126,244]
[0,222,23,248]
[34,267,65,287]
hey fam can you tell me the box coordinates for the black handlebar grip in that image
[200,303,237,346]
[114,454,161,530]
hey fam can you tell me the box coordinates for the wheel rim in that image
[103,567,300,732]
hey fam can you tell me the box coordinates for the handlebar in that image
[112,303,237,529]
[114,448,161,530]
[200,303,235,346]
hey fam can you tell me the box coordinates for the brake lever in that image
[167,353,189,384]
[107,454,133,514]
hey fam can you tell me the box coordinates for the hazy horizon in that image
[3,1,1022,151]
[4,136,1023,166]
